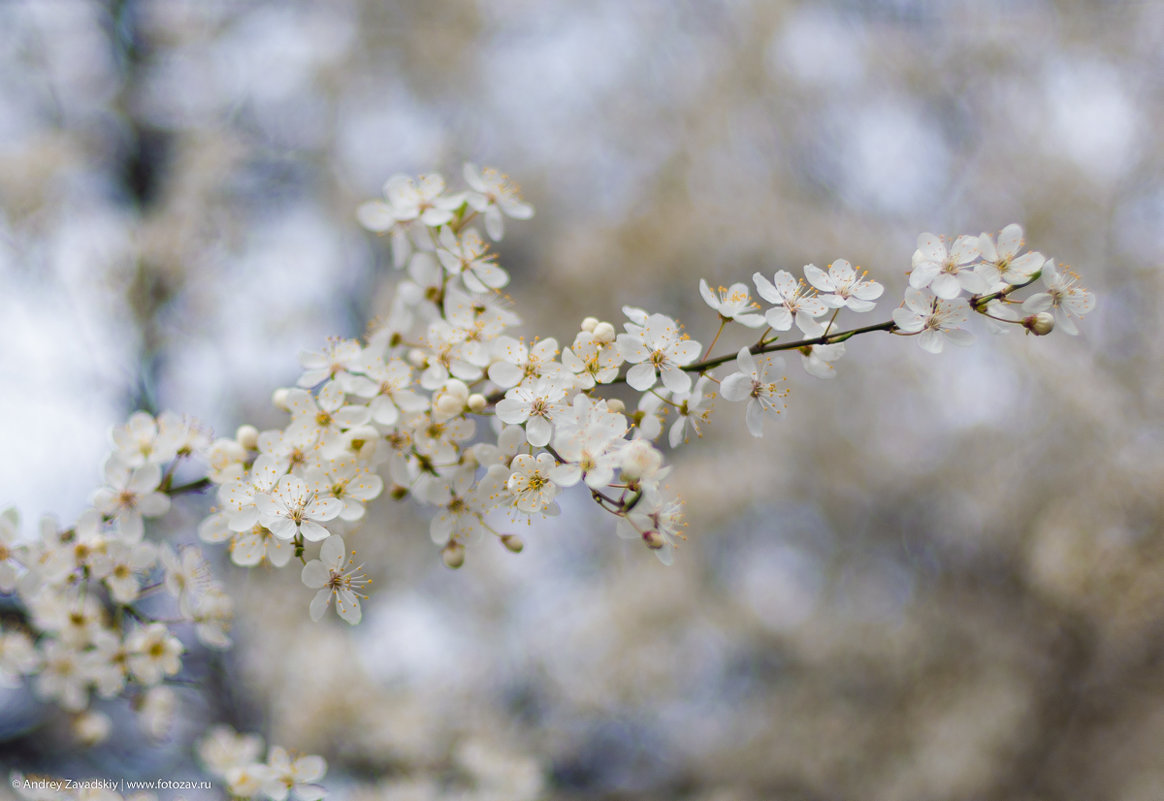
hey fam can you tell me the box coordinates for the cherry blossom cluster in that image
[2,167,1096,643]
[896,226,1096,349]
[0,412,233,743]
[0,412,328,798]
[0,163,1094,797]
[7,726,324,801]
[179,165,1095,634]
[197,726,328,800]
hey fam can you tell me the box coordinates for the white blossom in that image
[257,475,344,542]
[495,378,569,447]
[720,347,789,438]
[561,330,623,388]
[892,287,974,353]
[800,342,846,379]
[463,163,534,241]
[1021,259,1095,335]
[109,411,182,467]
[668,375,714,447]
[979,224,1046,285]
[804,260,883,313]
[301,535,368,625]
[616,312,700,393]
[91,458,170,542]
[502,454,562,516]
[616,487,686,565]
[753,270,828,335]
[437,226,509,293]
[488,336,563,389]
[909,233,988,299]
[126,622,183,686]
[263,746,328,801]
[297,338,365,393]
[698,280,766,327]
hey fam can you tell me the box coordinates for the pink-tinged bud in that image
[442,541,466,569]
[235,425,259,450]
[642,529,665,550]
[501,534,524,553]
[467,393,488,413]
[581,316,599,333]
[1023,312,1055,336]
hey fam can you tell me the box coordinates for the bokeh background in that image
[1,1,1162,799]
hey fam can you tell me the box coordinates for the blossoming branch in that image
[0,165,1093,797]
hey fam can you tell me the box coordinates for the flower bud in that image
[593,321,616,344]
[73,710,112,746]
[407,348,427,367]
[443,379,470,403]
[271,388,290,411]
[467,393,488,413]
[442,541,466,569]
[581,316,599,333]
[235,425,259,450]
[605,398,626,414]
[641,529,665,550]
[1023,312,1055,336]
[434,396,460,419]
[500,534,524,553]
[432,379,470,419]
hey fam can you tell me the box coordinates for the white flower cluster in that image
[0,166,1094,796]
[185,169,1098,631]
[2,169,1096,647]
[197,726,328,801]
[896,224,1096,350]
[0,411,231,744]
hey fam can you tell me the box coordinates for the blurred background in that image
[0,0,1161,799]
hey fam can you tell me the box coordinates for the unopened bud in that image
[407,348,427,367]
[390,484,409,500]
[642,529,665,550]
[605,398,625,414]
[581,316,599,333]
[271,388,290,411]
[501,534,524,553]
[1023,312,1055,336]
[442,541,466,569]
[592,321,616,344]
[73,710,112,746]
[467,393,488,413]
[435,394,463,418]
[443,379,470,403]
[235,424,259,450]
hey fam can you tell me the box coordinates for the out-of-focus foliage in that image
[0,0,1160,799]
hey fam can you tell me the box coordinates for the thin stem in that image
[166,477,213,496]
[483,278,1039,405]
[702,319,727,360]
[677,319,901,378]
